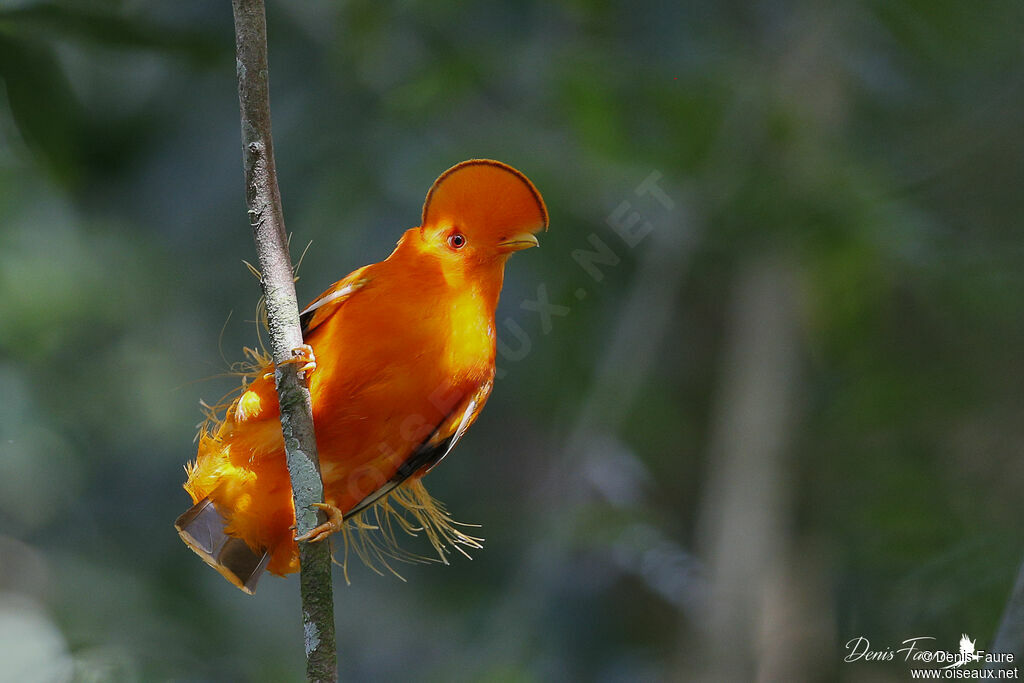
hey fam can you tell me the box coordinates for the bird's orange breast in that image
[307,269,495,512]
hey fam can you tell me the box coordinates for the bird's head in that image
[419,159,548,271]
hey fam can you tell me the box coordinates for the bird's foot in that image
[289,344,317,381]
[262,344,317,383]
[295,502,344,543]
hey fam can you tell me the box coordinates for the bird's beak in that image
[498,232,540,252]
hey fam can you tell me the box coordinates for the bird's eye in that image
[447,232,466,250]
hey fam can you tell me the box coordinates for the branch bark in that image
[231,1,337,680]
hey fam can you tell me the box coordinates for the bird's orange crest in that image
[422,159,548,243]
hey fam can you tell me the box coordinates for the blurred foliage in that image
[1,0,1023,680]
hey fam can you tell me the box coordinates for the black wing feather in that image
[342,384,488,521]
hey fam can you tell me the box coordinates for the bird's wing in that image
[299,267,372,336]
[405,378,494,477]
[343,379,493,521]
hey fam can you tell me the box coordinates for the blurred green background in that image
[1,1,1023,681]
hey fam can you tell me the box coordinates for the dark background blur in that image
[2,1,1023,681]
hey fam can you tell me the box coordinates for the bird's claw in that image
[263,344,317,383]
[290,344,317,381]
[295,502,344,543]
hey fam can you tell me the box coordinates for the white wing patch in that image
[301,279,365,317]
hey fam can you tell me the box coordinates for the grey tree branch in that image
[692,256,806,681]
[231,1,337,680]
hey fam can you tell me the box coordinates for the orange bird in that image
[176,160,547,592]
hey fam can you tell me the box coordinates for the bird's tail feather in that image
[175,497,270,594]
